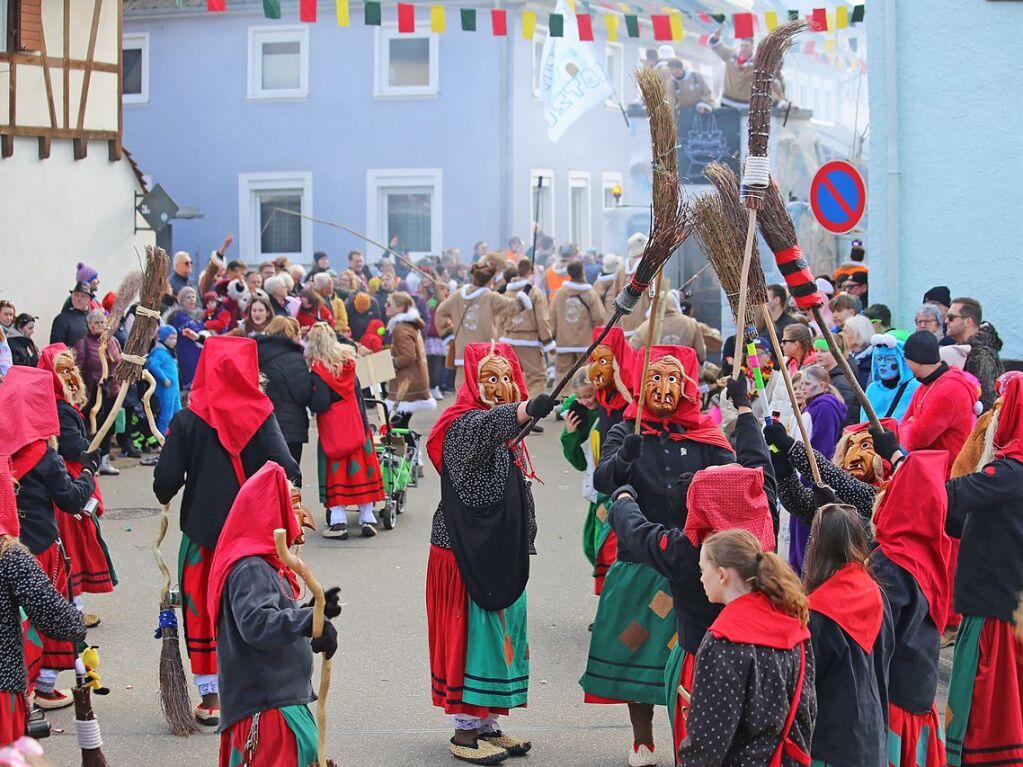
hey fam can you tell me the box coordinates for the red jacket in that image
[900,365,978,476]
[296,304,334,330]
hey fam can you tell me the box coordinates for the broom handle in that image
[141,370,167,447]
[811,308,883,431]
[86,386,128,453]
[88,342,109,434]
[634,274,664,435]
[154,504,172,609]
[759,305,822,486]
[731,210,758,380]
[274,529,329,767]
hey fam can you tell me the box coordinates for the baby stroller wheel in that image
[381,499,397,530]
[395,488,407,515]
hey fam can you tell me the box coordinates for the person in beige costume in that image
[628,290,707,363]
[550,261,607,382]
[500,260,555,399]
[609,233,652,339]
[434,255,531,389]
[593,254,623,316]
[709,29,786,108]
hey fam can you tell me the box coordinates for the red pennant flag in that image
[299,0,316,22]
[733,12,753,39]
[698,33,709,47]
[577,13,594,41]
[491,8,507,35]
[803,40,816,54]
[697,11,712,24]
[207,0,226,10]
[651,14,672,41]
[397,2,415,32]
[810,8,827,31]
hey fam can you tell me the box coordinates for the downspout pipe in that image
[883,0,900,320]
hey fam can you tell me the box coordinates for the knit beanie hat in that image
[923,286,951,308]
[353,292,372,313]
[77,262,98,284]
[157,325,176,343]
[904,330,940,365]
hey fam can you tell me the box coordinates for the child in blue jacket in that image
[146,325,182,435]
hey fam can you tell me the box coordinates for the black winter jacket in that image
[256,335,313,444]
[56,400,91,462]
[8,335,39,368]
[49,307,88,347]
[153,410,300,550]
[17,448,95,555]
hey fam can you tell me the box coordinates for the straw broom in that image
[513,67,691,443]
[88,270,143,433]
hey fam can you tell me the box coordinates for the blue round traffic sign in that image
[810,160,866,234]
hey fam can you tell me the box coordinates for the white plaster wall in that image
[0,138,155,342]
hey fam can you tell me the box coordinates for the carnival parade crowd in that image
[0,234,1019,767]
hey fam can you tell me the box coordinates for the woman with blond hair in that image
[306,323,384,539]
[257,316,313,464]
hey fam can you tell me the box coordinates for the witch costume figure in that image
[425,342,555,766]
[208,461,340,767]
[582,346,737,767]
[154,335,300,727]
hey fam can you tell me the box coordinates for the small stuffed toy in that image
[80,646,110,695]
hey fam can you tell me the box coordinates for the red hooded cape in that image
[843,417,900,440]
[206,461,302,630]
[0,455,20,538]
[623,345,732,451]
[426,342,528,472]
[591,326,634,417]
[188,335,274,484]
[873,450,952,633]
[0,366,60,479]
[709,592,809,649]
[994,372,1023,464]
[37,343,73,405]
[808,562,885,652]
[684,464,775,552]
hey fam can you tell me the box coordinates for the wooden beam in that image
[37,10,58,130]
[62,0,69,129]
[73,137,87,160]
[0,125,117,140]
[0,53,118,74]
[38,136,51,158]
[7,58,14,131]
[108,137,122,161]
[1,135,12,158]
[76,0,102,132]
[116,0,123,160]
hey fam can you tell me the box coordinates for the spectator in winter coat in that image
[946,298,1003,412]
[49,282,92,347]
[841,314,875,389]
[256,317,313,464]
[170,251,194,296]
[384,292,436,434]
[8,314,39,368]
[202,292,233,335]
[73,309,121,475]
[145,326,182,436]
[264,274,297,318]
[313,273,349,334]
[165,287,205,389]
[296,289,334,334]
[813,338,858,426]
[914,304,945,342]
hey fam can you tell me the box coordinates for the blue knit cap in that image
[157,325,177,343]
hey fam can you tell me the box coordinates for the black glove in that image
[522,283,533,295]
[869,427,902,464]
[611,484,637,504]
[305,587,342,620]
[619,433,644,463]
[811,484,838,508]
[525,394,557,419]
[311,620,338,660]
[762,422,795,455]
[79,449,101,474]
[725,376,751,410]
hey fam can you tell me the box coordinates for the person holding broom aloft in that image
[207,461,340,767]
[154,334,300,727]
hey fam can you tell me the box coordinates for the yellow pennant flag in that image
[668,9,683,41]
[522,10,536,39]
[566,0,576,12]
[430,5,446,33]
[835,5,849,29]
[336,0,349,26]
[824,37,837,52]
[617,2,630,12]
[604,13,619,42]
[764,11,777,31]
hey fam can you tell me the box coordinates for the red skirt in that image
[219,709,299,767]
[317,436,385,508]
[33,543,76,670]
[22,615,43,697]
[671,649,696,759]
[889,703,946,767]
[179,535,217,676]
[55,462,117,595]
[594,529,617,596]
[426,545,510,719]
[0,692,27,749]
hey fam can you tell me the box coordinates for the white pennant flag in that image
[538,0,616,143]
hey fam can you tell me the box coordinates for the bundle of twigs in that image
[87,247,168,452]
[757,181,882,431]
[88,270,143,432]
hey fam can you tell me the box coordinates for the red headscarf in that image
[591,326,634,416]
[993,371,1023,464]
[426,342,528,472]
[873,450,952,633]
[808,562,885,652]
[0,366,60,479]
[623,345,732,451]
[684,464,775,552]
[710,592,809,649]
[0,455,19,538]
[843,417,900,440]
[37,343,71,403]
[206,461,302,630]
[188,336,274,483]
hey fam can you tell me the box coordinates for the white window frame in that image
[374,24,439,98]
[366,168,443,258]
[601,171,623,211]
[528,168,554,241]
[247,25,309,101]
[604,41,624,108]
[122,33,149,105]
[531,25,548,99]
[567,171,592,250]
[1,0,8,53]
[237,171,314,264]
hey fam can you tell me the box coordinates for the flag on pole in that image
[538,0,615,143]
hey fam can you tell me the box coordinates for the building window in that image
[568,171,591,250]
[122,33,149,105]
[602,172,623,210]
[374,25,439,98]
[529,169,554,240]
[247,26,309,100]
[605,42,623,108]
[238,172,313,263]
[367,169,443,257]
[1,0,8,53]
[532,26,548,98]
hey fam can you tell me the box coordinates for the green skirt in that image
[582,495,610,567]
[462,591,530,709]
[580,560,677,705]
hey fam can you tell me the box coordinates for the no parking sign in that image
[810,160,866,234]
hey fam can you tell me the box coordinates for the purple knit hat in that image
[76,262,98,284]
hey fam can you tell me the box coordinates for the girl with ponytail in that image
[804,504,894,767]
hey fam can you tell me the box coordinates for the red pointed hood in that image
[994,372,1023,464]
[808,562,885,652]
[591,326,634,415]
[874,450,954,632]
[0,455,19,538]
[684,464,775,552]
[207,461,302,630]
[37,343,70,403]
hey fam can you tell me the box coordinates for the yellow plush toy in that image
[80,646,110,695]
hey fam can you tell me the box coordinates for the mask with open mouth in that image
[478,354,521,406]
[588,344,614,390]
[842,432,878,483]
[644,355,685,418]
[54,351,87,406]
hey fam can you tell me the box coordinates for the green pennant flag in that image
[851,4,865,23]
[709,13,725,23]
[549,12,563,36]
[461,8,477,30]
[365,0,381,25]
[262,0,281,19]
[624,14,639,38]
[849,37,858,52]
[787,10,799,21]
